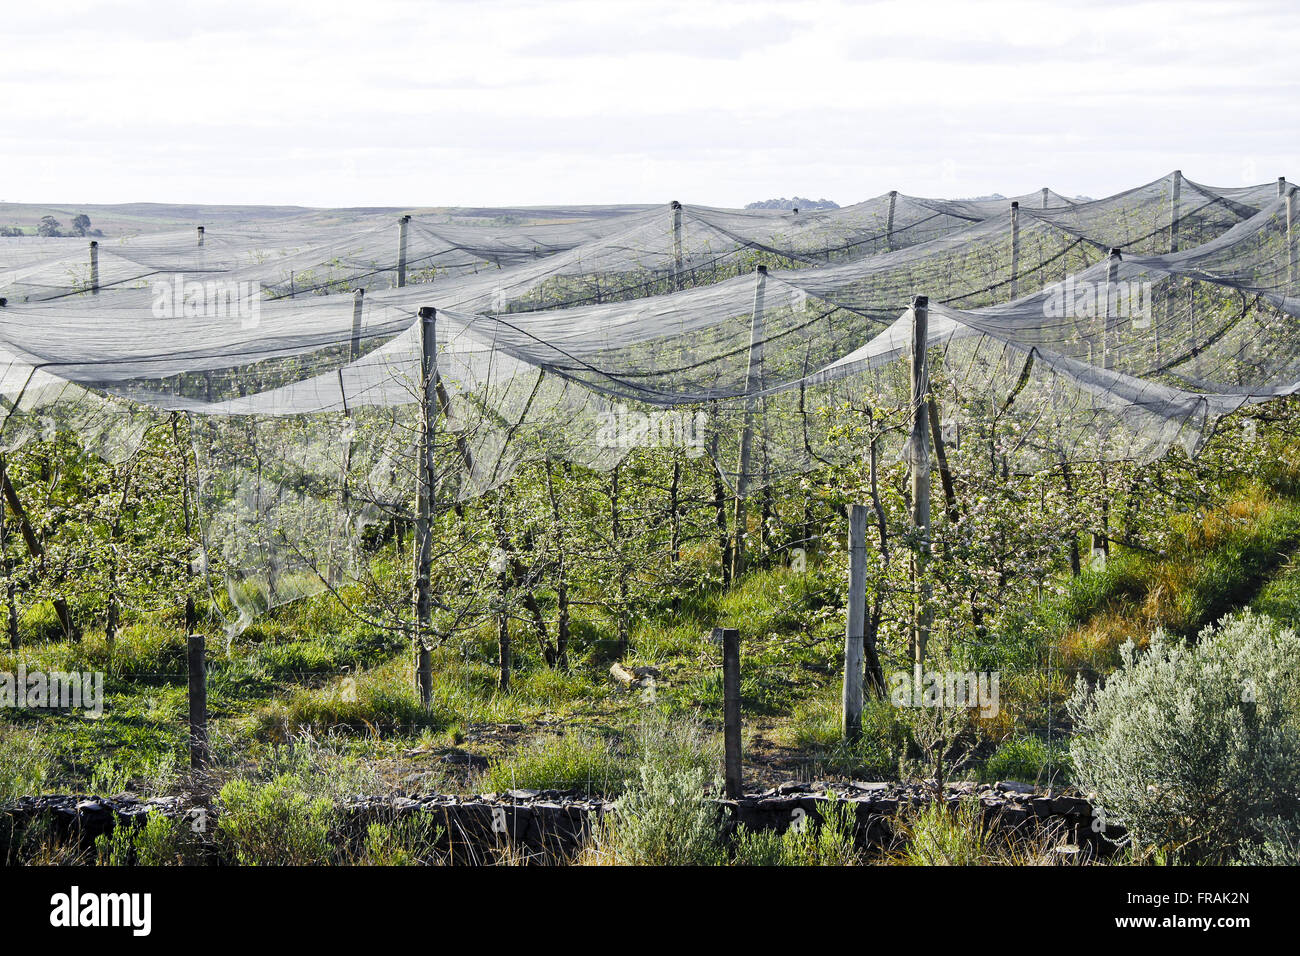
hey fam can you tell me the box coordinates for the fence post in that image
[397,215,412,288]
[196,225,205,247]
[1009,201,1020,298]
[188,634,208,770]
[909,295,931,670]
[1041,187,1050,209]
[671,201,683,291]
[414,306,437,705]
[1280,176,1288,199]
[731,266,767,580]
[88,241,99,295]
[842,504,867,740]
[716,627,742,798]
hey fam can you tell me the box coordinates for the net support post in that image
[1009,201,1020,298]
[909,295,931,669]
[842,504,867,741]
[886,189,898,251]
[88,241,99,295]
[1287,185,1296,288]
[1169,170,1182,253]
[1280,176,1288,199]
[414,305,437,706]
[715,627,742,799]
[397,214,412,288]
[1041,186,1050,208]
[196,225,205,247]
[731,265,767,580]
[349,288,365,362]
[188,634,209,770]
[1103,248,1122,369]
[671,200,683,291]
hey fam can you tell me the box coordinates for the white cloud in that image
[0,0,1296,206]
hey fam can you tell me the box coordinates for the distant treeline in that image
[0,214,102,238]
[745,197,839,210]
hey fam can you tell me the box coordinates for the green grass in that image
[982,735,1071,787]
[485,730,624,794]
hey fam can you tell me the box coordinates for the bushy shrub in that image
[894,798,990,865]
[95,812,190,866]
[588,764,724,866]
[734,795,861,866]
[355,818,444,866]
[1068,612,1300,863]
[217,775,335,865]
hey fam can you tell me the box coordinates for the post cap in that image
[670,200,681,209]
[912,294,929,307]
[417,306,436,318]
[0,298,7,308]
[1010,201,1019,209]
[756,264,767,274]
[1108,247,1123,258]
[196,225,205,232]
[400,214,412,223]
[792,207,799,214]
[353,287,365,297]
[89,240,98,247]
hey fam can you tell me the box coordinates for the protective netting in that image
[0,173,1294,630]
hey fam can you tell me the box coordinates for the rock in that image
[609,663,638,685]
[438,749,489,770]
[996,780,1036,794]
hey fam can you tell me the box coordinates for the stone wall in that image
[1,780,1117,864]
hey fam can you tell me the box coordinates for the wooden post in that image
[1009,202,1020,298]
[909,295,931,669]
[671,201,684,291]
[88,241,99,295]
[731,266,766,580]
[1169,170,1182,253]
[716,627,742,798]
[1279,177,1288,199]
[414,306,437,705]
[188,633,208,770]
[196,225,205,247]
[842,504,867,740]
[349,288,365,361]
[1041,187,1050,209]
[885,190,898,251]
[397,215,412,288]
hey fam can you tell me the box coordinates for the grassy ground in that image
[5,469,1300,820]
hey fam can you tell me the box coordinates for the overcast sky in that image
[2,0,1297,208]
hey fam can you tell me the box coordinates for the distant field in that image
[0,201,657,238]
